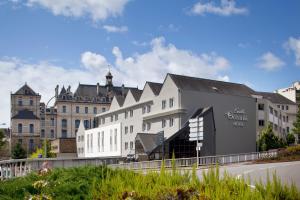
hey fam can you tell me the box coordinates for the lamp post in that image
[43,96,56,158]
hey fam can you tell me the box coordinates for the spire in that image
[105,69,113,92]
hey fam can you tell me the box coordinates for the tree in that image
[292,104,300,143]
[258,123,286,151]
[30,139,55,158]
[0,129,5,150]
[286,133,296,145]
[12,143,26,159]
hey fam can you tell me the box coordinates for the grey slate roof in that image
[148,82,163,95]
[256,92,297,105]
[130,88,143,101]
[12,109,39,120]
[168,73,255,97]
[135,132,163,155]
[14,83,39,96]
[115,95,126,107]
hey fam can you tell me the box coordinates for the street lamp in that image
[44,96,56,158]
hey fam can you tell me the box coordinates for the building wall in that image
[181,90,256,155]
[55,101,110,138]
[276,81,300,104]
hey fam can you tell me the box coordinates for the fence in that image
[0,150,277,179]
[109,150,278,170]
[0,157,119,180]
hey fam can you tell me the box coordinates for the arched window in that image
[18,123,22,134]
[29,124,34,134]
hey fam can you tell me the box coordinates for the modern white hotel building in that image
[76,73,298,160]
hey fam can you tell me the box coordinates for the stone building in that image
[10,83,42,155]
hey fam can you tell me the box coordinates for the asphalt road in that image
[197,161,300,189]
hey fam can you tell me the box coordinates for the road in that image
[197,161,300,189]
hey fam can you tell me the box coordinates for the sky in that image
[0,0,299,127]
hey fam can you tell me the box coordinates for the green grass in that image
[0,163,299,200]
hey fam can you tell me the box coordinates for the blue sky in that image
[0,0,299,125]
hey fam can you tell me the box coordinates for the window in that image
[101,131,104,152]
[18,139,22,144]
[274,110,278,117]
[277,105,280,109]
[18,98,22,106]
[62,119,67,128]
[114,129,117,151]
[130,125,133,133]
[286,105,289,110]
[41,129,45,138]
[283,128,286,134]
[84,120,90,129]
[125,142,128,150]
[62,129,67,138]
[258,120,265,126]
[30,99,33,106]
[115,114,118,121]
[147,105,151,113]
[29,139,34,152]
[102,107,106,112]
[87,134,90,152]
[78,135,81,142]
[269,106,273,114]
[110,115,113,122]
[169,118,174,127]
[76,106,80,113]
[125,126,128,134]
[162,119,166,128]
[162,100,166,109]
[142,106,146,114]
[75,119,80,129]
[169,98,174,108]
[130,141,133,150]
[147,122,151,130]
[90,133,93,153]
[281,105,284,110]
[98,132,100,152]
[130,110,133,117]
[110,130,113,151]
[125,111,128,119]
[287,116,289,122]
[93,107,97,114]
[62,105,66,113]
[29,124,34,134]
[51,130,54,138]
[287,126,290,133]
[102,118,105,124]
[258,104,264,110]
[51,118,55,126]
[85,107,88,114]
[142,123,146,131]
[283,116,286,122]
[274,124,278,131]
[18,123,22,133]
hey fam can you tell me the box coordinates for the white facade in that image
[77,123,122,158]
[275,81,300,104]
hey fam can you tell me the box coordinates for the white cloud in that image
[257,52,285,71]
[81,51,108,70]
[103,25,128,33]
[0,36,230,126]
[132,40,148,47]
[26,0,129,21]
[190,0,248,16]
[285,37,300,66]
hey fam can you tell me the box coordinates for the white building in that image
[275,81,300,104]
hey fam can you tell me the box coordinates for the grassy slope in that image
[0,164,299,200]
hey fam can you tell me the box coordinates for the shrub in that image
[286,133,296,145]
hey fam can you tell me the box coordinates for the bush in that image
[258,123,286,151]
[286,133,296,145]
[11,143,26,159]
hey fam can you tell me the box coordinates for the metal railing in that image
[109,150,278,170]
[0,157,120,180]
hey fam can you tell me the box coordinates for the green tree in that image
[286,133,296,145]
[258,123,286,151]
[292,104,300,143]
[12,143,26,159]
[30,139,55,158]
[0,129,5,150]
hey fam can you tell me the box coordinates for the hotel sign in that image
[225,108,248,127]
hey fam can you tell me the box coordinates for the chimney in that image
[97,83,100,96]
[121,84,125,97]
[67,85,71,93]
[55,85,59,97]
